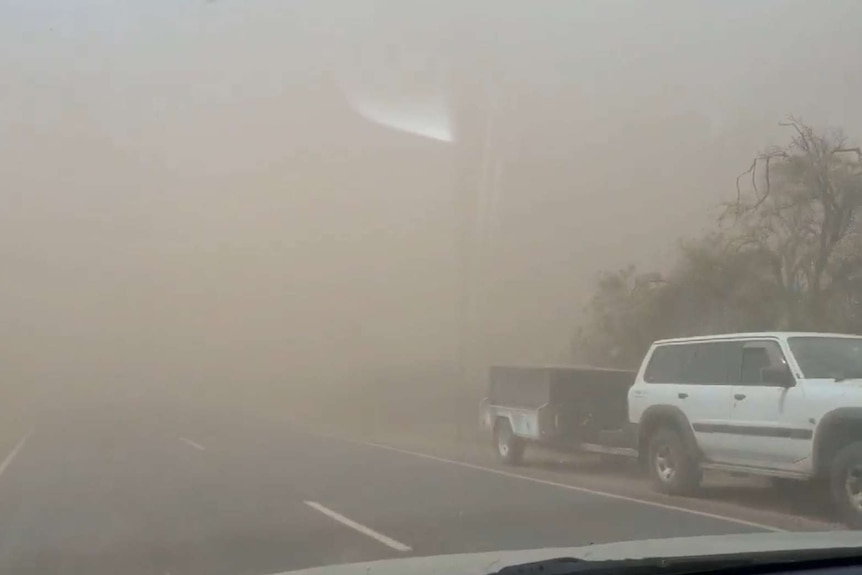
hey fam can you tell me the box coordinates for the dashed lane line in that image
[304,500,412,552]
[180,437,206,451]
[0,431,32,479]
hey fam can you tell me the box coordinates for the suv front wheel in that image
[830,442,862,528]
[647,427,702,495]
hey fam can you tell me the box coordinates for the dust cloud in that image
[2,1,861,430]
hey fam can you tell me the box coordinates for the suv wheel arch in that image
[637,405,701,466]
[813,408,862,477]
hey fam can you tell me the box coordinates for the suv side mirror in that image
[762,365,795,387]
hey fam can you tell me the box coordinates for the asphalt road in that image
[0,401,779,575]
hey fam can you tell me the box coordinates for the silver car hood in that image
[275,531,860,575]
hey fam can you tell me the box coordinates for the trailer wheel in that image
[829,441,862,529]
[494,418,525,465]
[647,427,701,495]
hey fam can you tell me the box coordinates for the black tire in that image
[829,441,862,529]
[494,418,525,465]
[647,427,701,495]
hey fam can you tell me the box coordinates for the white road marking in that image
[307,430,786,534]
[180,437,206,451]
[0,431,32,479]
[304,500,412,552]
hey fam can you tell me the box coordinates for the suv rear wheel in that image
[494,418,525,466]
[829,441,862,528]
[647,427,701,495]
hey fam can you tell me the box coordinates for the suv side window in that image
[643,344,692,383]
[644,341,740,385]
[682,341,735,384]
[734,340,787,385]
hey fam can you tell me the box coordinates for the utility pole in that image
[452,73,507,443]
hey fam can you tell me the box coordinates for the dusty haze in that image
[2,0,861,416]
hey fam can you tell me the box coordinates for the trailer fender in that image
[491,408,541,441]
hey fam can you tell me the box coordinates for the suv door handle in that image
[734,393,746,400]
[678,392,688,399]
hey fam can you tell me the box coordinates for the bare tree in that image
[724,118,862,327]
[576,119,862,367]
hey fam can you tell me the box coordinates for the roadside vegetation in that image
[574,119,862,368]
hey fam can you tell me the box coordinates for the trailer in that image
[479,365,637,464]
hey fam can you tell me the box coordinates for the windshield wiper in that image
[491,547,862,575]
[833,372,862,382]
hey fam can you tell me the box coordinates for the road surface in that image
[0,401,815,575]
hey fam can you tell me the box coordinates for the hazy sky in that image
[2,1,861,398]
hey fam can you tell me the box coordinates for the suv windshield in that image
[788,337,862,380]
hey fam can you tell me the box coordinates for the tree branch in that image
[835,147,862,162]
[735,159,756,208]
[780,118,811,153]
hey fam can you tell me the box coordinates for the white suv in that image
[628,332,862,527]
